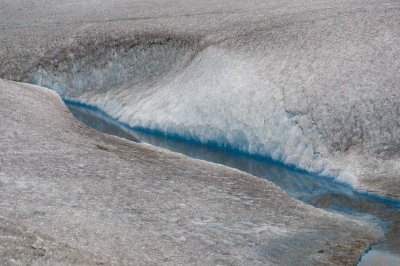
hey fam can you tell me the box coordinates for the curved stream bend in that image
[1,0,399,265]
[17,33,400,263]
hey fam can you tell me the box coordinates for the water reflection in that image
[67,103,139,143]
[66,101,400,262]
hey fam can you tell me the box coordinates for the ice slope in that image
[1,0,399,196]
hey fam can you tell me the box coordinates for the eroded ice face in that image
[29,41,331,185]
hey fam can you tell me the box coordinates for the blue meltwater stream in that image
[65,100,400,265]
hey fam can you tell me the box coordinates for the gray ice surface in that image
[0,0,398,264]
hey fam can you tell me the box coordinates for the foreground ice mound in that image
[0,77,382,265]
[2,0,400,197]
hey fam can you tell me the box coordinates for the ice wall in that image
[27,37,197,101]
[28,39,340,184]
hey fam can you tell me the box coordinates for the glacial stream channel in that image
[66,100,400,265]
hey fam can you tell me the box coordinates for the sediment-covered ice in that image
[1,0,399,197]
[0,0,398,263]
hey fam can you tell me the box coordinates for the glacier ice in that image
[0,0,399,264]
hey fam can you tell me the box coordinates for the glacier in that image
[0,0,399,264]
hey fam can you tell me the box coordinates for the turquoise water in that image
[65,100,400,265]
